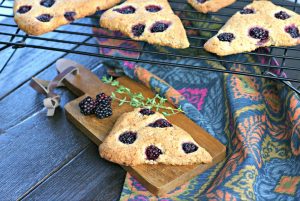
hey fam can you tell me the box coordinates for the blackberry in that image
[139,108,155,116]
[95,92,112,107]
[145,145,162,161]
[119,131,137,144]
[113,6,136,14]
[240,8,254,14]
[36,14,53,22]
[64,11,76,21]
[275,11,290,20]
[17,5,32,14]
[145,5,162,12]
[285,25,300,38]
[249,27,269,42]
[182,142,198,154]
[217,33,235,42]
[197,0,206,3]
[148,119,172,128]
[132,24,145,37]
[79,96,96,115]
[40,0,55,8]
[150,22,169,33]
[95,105,112,119]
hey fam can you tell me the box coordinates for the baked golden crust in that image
[187,0,236,13]
[14,0,120,35]
[99,108,212,166]
[204,1,300,56]
[100,0,190,49]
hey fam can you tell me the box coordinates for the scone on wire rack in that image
[100,0,190,49]
[204,1,300,56]
[14,0,120,35]
[187,0,236,13]
[99,108,212,166]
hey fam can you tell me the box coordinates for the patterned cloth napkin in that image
[92,5,300,200]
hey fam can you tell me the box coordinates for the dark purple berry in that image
[36,14,53,22]
[79,96,96,115]
[17,5,32,14]
[139,108,155,116]
[40,0,55,8]
[113,6,136,14]
[95,92,112,107]
[275,11,290,20]
[145,5,162,12]
[249,27,269,42]
[64,11,76,21]
[148,119,172,128]
[150,22,170,33]
[217,33,235,42]
[285,25,300,38]
[197,0,207,3]
[182,142,198,154]
[145,145,162,161]
[240,8,254,14]
[95,105,112,119]
[119,131,137,144]
[132,24,145,37]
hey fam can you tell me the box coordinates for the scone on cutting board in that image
[99,108,212,166]
[187,0,236,13]
[100,0,190,49]
[204,1,300,56]
[14,0,120,35]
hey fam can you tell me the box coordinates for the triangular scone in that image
[99,108,212,166]
[187,0,236,13]
[14,0,120,35]
[100,0,189,49]
[204,1,300,56]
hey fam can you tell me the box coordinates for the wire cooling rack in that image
[1,0,300,93]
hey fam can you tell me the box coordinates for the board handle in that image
[56,59,108,97]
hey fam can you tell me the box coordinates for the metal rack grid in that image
[1,0,300,93]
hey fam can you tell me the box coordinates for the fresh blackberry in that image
[197,0,207,3]
[95,92,112,107]
[182,142,198,154]
[145,145,162,160]
[119,131,137,144]
[148,119,173,128]
[64,11,76,21]
[95,105,112,119]
[79,96,96,115]
[217,33,235,42]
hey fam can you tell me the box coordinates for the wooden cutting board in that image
[57,58,226,196]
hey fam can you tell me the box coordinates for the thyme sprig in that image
[102,76,184,116]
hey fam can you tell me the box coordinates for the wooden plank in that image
[22,144,125,201]
[0,18,93,99]
[57,59,226,196]
[0,46,102,131]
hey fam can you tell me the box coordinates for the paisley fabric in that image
[92,4,300,200]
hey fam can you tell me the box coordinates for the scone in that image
[100,0,190,49]
[187,0,236,13]
[99,108,212,166]
[204,1,300,56]
[14,0,120,35]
